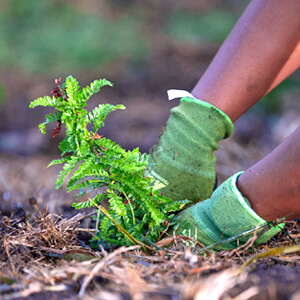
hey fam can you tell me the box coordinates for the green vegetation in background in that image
[0,1,148,74]
[165,10,237,43]
[0,82,5,105]
[251,77,298,115]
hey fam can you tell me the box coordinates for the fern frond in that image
[76,79,113,108]
[79,140,90,157]
[65,76,80,103]
[107,190,127,217]
[29,96,56,108]
[55,156,80,189]
[72,198,96,210]
[164,200,191,213]
[92,138,126,159]
[67,179,105,196]
[90,79,113,92]
[100,216,111,234]
[137,152,153,164]
[87,104,125,132]
[109,157,146,174]
[38,111,60,134]
[67,179,91,192]
[89,79,112,95]
[59,130,77,155]
[47,157,68,167]
[67,159,109,189]
[144,202,165,226]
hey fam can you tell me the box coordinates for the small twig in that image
[78,245,139,297]
[145,222,152,238]
[74,228,96,233]
[237,244,300,274]
[122,189,135,225]
[95,207,101,232]
[228,225,269,258]
[156,222,170,242]
[198,220,284,253]
[3,237,16,273]
[155,234,204,248]
[280,227,298,245]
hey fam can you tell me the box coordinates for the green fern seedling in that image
[29,76,189,249]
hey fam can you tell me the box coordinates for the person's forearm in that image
[192,0,300,122]
[237,125,300,221]
[266,40,300,94]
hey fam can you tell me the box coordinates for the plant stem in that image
[96,206,101,231]
[122,190,135,225]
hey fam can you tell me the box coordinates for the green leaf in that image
[47,157,68,167]
[79,140,90,156]
[108,191,127,217]
[87,103,125,132]
[55,156,80,189]
[29,96,56,108]
[65,75,80,102]
[38,111,60,134]
[72,198,96,210]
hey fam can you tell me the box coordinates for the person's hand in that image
[146,96,233,202]
[174,172,284,250]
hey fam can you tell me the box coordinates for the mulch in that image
[1,196,300,300]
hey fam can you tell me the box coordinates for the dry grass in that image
[1,200,300,299]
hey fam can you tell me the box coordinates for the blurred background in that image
[1,0,300,213]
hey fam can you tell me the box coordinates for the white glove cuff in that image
[167,89,196,101]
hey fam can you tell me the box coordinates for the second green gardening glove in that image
[175,172,284,250]
[147,92,233,202]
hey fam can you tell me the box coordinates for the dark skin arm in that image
[191,0,300,220]
[192,0,300,123]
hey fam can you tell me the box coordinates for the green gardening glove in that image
[147,95,233,202]
[175,172,284,250]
